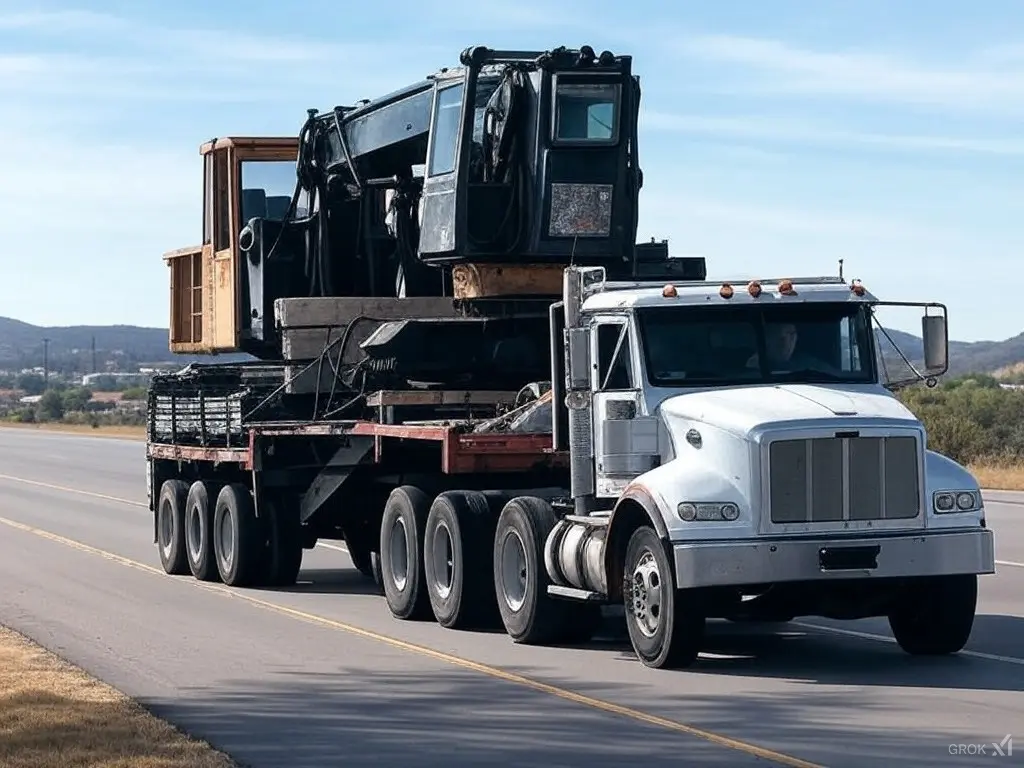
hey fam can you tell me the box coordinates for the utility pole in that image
[42,337,50,387]
[91,335,97,374]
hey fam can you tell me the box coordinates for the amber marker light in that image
[778,279,796,295]
[719,283,734,299]
[747,280,762,297]
[663,284,678,298]
[850,280,866,296]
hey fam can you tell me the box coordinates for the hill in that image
[0,317,248,372]
[0,314,1020,379]
[876,327,1024,380]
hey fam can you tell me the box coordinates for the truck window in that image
[637,303,876,387]
[596,322,634,390]
[554,81,619,142]
[428,82,464,177]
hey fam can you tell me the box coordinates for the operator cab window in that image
[553,80,620,143]
[428,82,464,177]
[596,322,634,391]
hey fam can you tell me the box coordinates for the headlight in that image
[933,490,980,514]
[677,501,740,522]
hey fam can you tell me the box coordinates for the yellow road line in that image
[0,512,822,768]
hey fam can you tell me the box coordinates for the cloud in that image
[641,111,1024,157]
[673,34,1024,114]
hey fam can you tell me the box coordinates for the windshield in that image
[636,302,877,387]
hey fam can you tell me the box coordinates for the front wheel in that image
[623,526,704,669]
[888,574,978,655]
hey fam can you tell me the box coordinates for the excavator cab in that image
[165,137,299,355]
[417,46,643,296]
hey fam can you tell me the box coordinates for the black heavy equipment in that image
[163,44,704,414]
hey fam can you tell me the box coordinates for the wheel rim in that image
[187,504,202,561]
[158,499,173,557]
[499,529,528,612]
[430,520,454,600]
[217,508,234,571]
[389,516,409,592]
[630,549,663,638]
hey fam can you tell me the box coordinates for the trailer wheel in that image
[213,483,263,587]
[888,574,977,655]
[156,479,189,575]
[424,490,499,629]
[623,526,704,669]
[493,496,574,645]
[260,492,303,587]
[184,481,220,582]
[379,485,432,620]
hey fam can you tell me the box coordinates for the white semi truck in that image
[148,262,996,670]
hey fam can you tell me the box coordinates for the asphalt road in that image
[0,429,1021,768]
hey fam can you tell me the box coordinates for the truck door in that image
[417,72,469,262]
[590,316,660,497]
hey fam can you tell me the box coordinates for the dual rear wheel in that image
[156,478,303,587]
[378,487,602,645]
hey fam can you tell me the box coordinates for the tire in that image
[156,479,189,575]
[260,492,303,587]
[623,526,704,669]
[888,574,978,655]
[493,496,576,645]
[213,483,263,587]
[424,490,499,629]
[184,481,220,582]
[379,485,433,620]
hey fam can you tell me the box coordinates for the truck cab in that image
[544,266,995,668]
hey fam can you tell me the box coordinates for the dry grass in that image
[0,422,145,440]
[968,462,1024,492]
[0,625,236,768]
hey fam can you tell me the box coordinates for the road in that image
[0,429,1021,768]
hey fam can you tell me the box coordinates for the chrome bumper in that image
[672,528,995,589]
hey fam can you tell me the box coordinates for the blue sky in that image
[1,0,1021,342]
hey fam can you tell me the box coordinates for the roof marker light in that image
[778,279,797,296]
[719,283,734,299]
[663,284,678,298]
[850,280,866,296]
[747,280,762,297]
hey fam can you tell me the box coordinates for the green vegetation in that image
[896,374,1024,466]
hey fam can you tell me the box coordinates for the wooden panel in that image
[451,263,564,299]
[211,249,237,350]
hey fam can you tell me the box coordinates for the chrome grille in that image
[768,435,920,524]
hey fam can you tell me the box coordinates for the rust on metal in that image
[147,443,251,468]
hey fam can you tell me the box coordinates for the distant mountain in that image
[0,317,247,372]
[0,313,1020,380]
[876,327,1024,379]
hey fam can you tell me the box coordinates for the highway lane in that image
[0,429,1022,767]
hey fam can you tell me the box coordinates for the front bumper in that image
[672,528,995,589]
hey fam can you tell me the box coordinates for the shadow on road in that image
[142,664,995,768]
[580,612,1024,694]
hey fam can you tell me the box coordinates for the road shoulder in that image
[0,624,235,768]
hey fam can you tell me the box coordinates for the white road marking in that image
[792,621,1024,666]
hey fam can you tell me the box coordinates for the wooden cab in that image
[165,136,299,354]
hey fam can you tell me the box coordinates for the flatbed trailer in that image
[145,374,607,639]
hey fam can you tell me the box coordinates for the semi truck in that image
[146,44,996,668]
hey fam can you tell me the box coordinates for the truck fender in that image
[602,483,670,601]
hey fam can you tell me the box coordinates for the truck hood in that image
[657,383,921,437]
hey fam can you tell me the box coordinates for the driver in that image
[748,321,838,374]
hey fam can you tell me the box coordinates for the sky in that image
[1,0,1021,342]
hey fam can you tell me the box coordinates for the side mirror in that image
[921,314,948,375]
